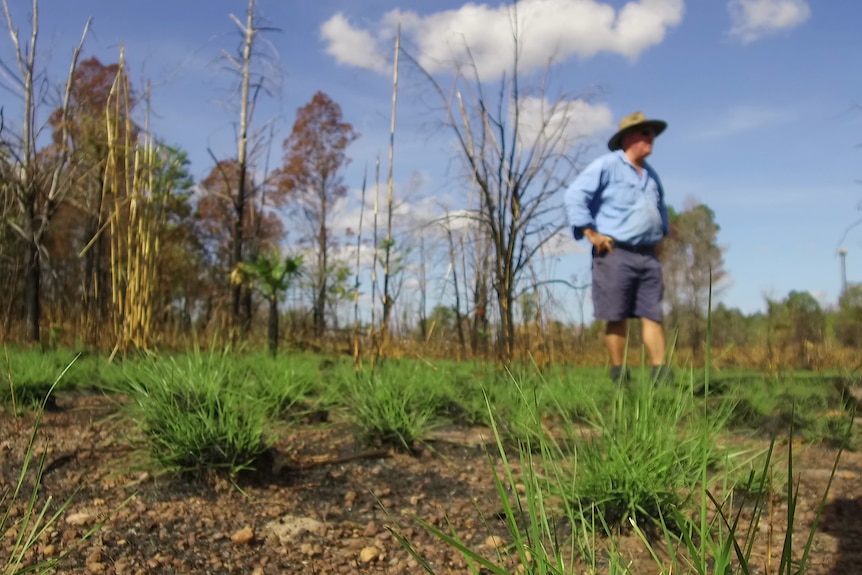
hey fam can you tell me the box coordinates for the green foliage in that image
[390,376,630,575]
[0,348,80,411]
[392,364,845,575]
[661,202,727,351]
[719,373,852,447]
[342,365,441,452]
[559,377,737,532]
[2,363,103,574]
[117,348,277,476]
[234,352,320,419]
[237,251,303,299]
[834,283,862,346]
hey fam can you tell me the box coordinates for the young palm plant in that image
[232,250,302,356]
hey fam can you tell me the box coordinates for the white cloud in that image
[694,105,796,140]
[320,13,388,73]
[728,0,811,43]
[321,0,684,78]
[516,96,613,152]
[542,229,591,257]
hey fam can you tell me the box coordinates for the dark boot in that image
[609,365,631,385]
[651,365,674,385]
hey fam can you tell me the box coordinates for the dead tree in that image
[0,0,89,342]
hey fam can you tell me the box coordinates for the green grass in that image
[390,364,846,575]
[340,363,443,452]
[114,347,278,476]
[1,361,104,574]
[558,378,738,533]
[0,343,852,573]
[1,348,81,411]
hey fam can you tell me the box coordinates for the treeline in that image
[1,1,858,369]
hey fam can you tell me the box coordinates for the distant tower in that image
[838,247,848,295]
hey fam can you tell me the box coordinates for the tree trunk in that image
[472,269,489,356]
[268,293,278,357]
[232,0,256,341]
[231,204,244,338]
[241,284,253,336]
[314,197,327,338]
[24,234,41,344]
[497,286,515,362]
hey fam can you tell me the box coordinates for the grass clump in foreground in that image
[562,375,739,533]
[117,348,278,477]
[389,364,845,574]
[1,348,80,412]
[2,365,103,574]
[341,363,443,452]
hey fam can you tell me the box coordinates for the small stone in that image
[42,544,56,557]
[86,549,103,564]
[363,522,379,537]
[359,546,380,563]
[66,512,94,526]
[231,526,255,545]
[62,529,79,542]
[252,568,264,575]
[485,535,506,549]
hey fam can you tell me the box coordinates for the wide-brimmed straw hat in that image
[607,111,667,151]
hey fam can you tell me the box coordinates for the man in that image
[564,111,672,384]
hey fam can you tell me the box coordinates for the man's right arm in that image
[564,157,606,240]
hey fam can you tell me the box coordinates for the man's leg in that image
[591,250,636,383]
[606,320,627,366]
[641,317,666,366]
[635,254,672,382]
[606,320,629,384]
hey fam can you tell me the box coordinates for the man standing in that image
[564,111,672,383]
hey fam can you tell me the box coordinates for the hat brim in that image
[608,119,667,151]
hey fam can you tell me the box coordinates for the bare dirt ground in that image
[1,393,861,575]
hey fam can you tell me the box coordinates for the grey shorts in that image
[591,247,664,323]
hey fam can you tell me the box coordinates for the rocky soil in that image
[1,394,861,574]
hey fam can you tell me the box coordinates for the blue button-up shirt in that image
[564,150,669,246]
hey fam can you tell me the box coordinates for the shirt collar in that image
[614,149,651,175]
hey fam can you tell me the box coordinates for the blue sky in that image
[5,0,861,324]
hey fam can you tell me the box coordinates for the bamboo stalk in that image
[105,49,163,353]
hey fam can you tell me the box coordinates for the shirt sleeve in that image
[564,157,607,241]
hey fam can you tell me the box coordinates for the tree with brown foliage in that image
[279,91,358,337]
[48,56,139,342]
[196,159,284,332]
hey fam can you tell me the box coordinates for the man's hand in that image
[584,228,614,255]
